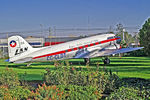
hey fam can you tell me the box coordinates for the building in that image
[44,36,81,46]
[0,37,44,58]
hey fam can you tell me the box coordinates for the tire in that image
[103,58,110,65]
[84,58,90,64]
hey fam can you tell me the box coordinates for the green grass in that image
[0,57,150,80]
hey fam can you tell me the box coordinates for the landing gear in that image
[27,62,32,67]
[103,57,110,65]
[84,58,90,65]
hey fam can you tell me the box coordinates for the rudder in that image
[8,36,33,62]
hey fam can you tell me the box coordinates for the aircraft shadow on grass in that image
[1,59,150,72]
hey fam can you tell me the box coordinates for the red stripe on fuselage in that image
[90,43,94,46]
[67,49,72,52]
[95,42,99,45]
[32,38,119,59]
[100,38,119,44]
[84,45,89,48]
[33,50,66,59]
[79,46,83,49]
[73,48,78,50]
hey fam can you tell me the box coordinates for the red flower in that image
[72,67,75,71]
[53,85,57,90]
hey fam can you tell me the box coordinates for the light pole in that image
[40,24,43,46]
[123,28,126,41]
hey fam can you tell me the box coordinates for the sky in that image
[0,0,150,36]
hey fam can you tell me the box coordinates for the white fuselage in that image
[8,33,143,63]
[9,33,118,63]
[30,33,116,61]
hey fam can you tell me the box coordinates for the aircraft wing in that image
[102,47,144,56]
[74,47,144,58]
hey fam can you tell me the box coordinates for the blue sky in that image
[0,0,150,33]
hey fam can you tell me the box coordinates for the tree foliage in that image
[139,18,150,56]
[116,23,135,48]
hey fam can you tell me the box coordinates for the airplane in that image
[7,33,143,64]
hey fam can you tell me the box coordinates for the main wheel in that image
[84,58,90,65]
[103,57,110,65]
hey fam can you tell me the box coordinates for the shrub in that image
[126,49,146,57]
[30,83,64,99]
[57,85,101,100]
[0,67,20,88]
[0,86,9,98]
[8,86,31,99]
[106,86,142,100]
[44,61,121,94]
[44,65,87,86]
[0,86,31,100]
[140,88,150,100]
[30,83,102,100]
[121,78,150,90]
[44,66,68,85]
[97,72,121,94]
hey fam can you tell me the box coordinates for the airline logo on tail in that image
[10,40,17,47]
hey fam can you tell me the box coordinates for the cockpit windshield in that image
[115,36,121,44]
[107,36,114,40]
[107,36,121,44]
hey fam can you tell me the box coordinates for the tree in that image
[139,18,150,56]
[124,32,135,46]
[0,49,2,58]
[116,23,134,48]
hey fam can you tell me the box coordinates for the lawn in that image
[0,57,150,80]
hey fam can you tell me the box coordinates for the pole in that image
[54,26,56,45]
[49,27,51,46]
[123,28,125,41]
[40,24,43,47]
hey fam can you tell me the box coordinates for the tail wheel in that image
[103,57,110,65]
[84,58,90,64]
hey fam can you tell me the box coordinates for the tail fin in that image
[8,36,33,62]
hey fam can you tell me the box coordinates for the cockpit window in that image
[115,36,121,44]
[107,36,114,39]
